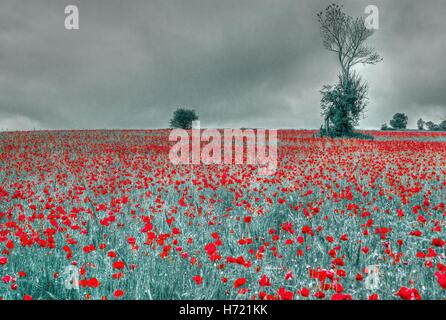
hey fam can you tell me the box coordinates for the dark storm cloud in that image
[0,0,445,130]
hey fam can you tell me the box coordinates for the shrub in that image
[169,108,199,130]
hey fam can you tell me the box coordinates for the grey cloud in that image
[0,0,445,130]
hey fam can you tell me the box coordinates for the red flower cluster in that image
[0,129,445,300]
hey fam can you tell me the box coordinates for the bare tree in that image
[318,4,382,77]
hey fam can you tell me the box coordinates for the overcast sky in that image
[0,0,445,130]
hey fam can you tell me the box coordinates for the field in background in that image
[0,130,445,300]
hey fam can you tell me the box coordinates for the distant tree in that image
[169,108,199,130]
[417,118,425,130]
[425,121,439,131]
[317,4,382,137]
[416,118,446,131]
[381,123,389,131]
[389,113,408,130]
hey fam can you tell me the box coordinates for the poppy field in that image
[0,129,445,300]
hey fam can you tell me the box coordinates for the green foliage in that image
[320,72,368,137]
[425,120,446,131]
[425,121,438,131]
[389,113,408,130]
[169,108,199,130]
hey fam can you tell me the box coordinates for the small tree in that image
[439,120,446,131]
[169,108,199,130]
[417,118,425,130]
[389,113,408,130]
[381,123,389,131]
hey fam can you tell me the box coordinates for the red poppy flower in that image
[435,272,446,289]
[277,287,293,300]
[192,275,203,285]
[331,293,352,300]
[233,278,247,289]
[6,241,14,250]
[298,287,310,297]
[2,275,14,283]
[395,287,422,300]
[79,279,88,288]
[332,258,344,267]
[314,291,325,299]
[259,274,271,287]
[409,230,422,237]
[114,290,124,298]
[302,226,313,236]
[113,261,125,269]
[417,215,427,224]
[237,288,250,295]
[178,197,187,207]
[432,238,445,247]
[204,243,217,255]
[88,277,100,288]
[361,247,370,254]
[112,272,124,280]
